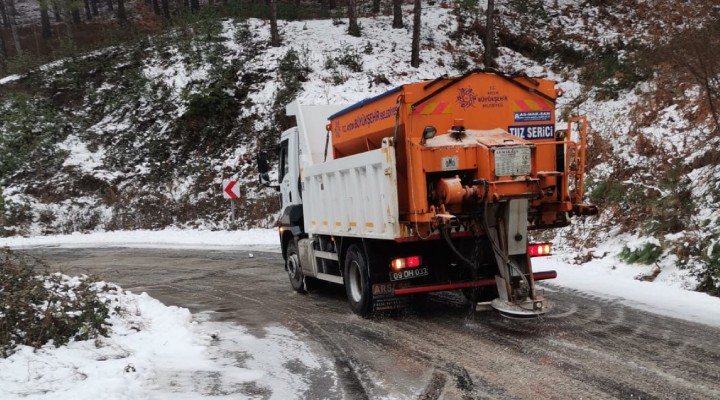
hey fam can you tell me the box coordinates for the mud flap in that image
[371,283,411,311]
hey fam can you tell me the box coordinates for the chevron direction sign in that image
[222,180,240,199]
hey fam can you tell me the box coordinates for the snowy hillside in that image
[1,1,719,294]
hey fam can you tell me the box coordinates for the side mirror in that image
[256,152,279,190]
[257,152,269,174]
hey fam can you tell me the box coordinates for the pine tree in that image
[270,0,281,47]
[410,0,421,67]
[484,0,496,68]
[348,0,360,37]
[0,0,8,27]
[39,0,52,39]
[117,0,127,25]
[392,0,403,28]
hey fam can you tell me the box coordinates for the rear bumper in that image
[392,270,557,296]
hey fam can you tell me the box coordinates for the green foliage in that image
[273,47,312,128]
[452,54,471,72]
[335,46,363,73]
[619,243,663,265]
[0,249,112,357]
[451,0,482,39]
[590,163,693,237]
[588,180,631,205]
[581,41,652,100]
[4,52,37,75]
[506,0,547,19]
[698,241,720,296]
[0,95,64,185]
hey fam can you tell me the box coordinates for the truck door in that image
[279,128,301,208]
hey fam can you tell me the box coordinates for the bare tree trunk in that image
[0,0,9,27]
[65,0,81,24]
[72,9,81,24]
[372,0,379,13]
[484,0,496,68]
[348,0,360,37]
[91,0,99,16]
[107,0,113,12]
[151,0,160,15]
[84,0,92,20]
[410,0,421,67]
[52,0,62,22]
[269,0,280,46]
[117,0,127,24]
[0,30,7,68]
[39,0,52,38]
[392,0,403,28]
[190,0,199,12]
[7,0,20,55]
[161,0,169,18]
[328,0,335,10]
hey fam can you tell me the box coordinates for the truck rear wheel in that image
[285,240,306,293]
[344,244,373,317]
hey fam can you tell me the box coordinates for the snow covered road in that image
[15,246,720,400]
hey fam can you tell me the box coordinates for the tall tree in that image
[39,0,52,38]
[7,0,20,55]
[83,0,92,20]
[106,0,113,12]
[269,0,280,47]
[161,0,169,19]
[190,0,199,12]
[91,0,98,16]
[66,0,82,24]
[151,0,160,15]
[372,0,379,13]
[52,0,62,22]
[117,0,127,24]
[392,0,403,28]
[484,0,496,68]
[0,0,8,27]
[0,30,7,67]
[410,0,420,67]
[347,0,360,37]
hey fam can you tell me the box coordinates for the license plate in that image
[494,146,531,176]
[390,267,429,281]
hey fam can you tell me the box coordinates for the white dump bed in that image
[302,140,400,240]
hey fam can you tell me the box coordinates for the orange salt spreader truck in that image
[258,70,597,318]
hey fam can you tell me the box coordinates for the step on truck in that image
[258,70,597,318]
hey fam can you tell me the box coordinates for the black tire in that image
[344,244,373,317]
[285,240,306,293]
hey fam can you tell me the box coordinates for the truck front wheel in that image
[285,240,306,293]
[344,244,373,317]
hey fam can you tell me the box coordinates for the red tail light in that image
[391,256,423,270]
[406,256,421,268]
[528,243,552,257]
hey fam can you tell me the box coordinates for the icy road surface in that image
[23,247,720,399]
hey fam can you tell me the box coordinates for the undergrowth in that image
[0,248,112,358]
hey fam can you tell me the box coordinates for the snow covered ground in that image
[1,229,719,398]
[0,279,338,400]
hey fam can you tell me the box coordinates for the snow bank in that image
[0,284,336,399]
